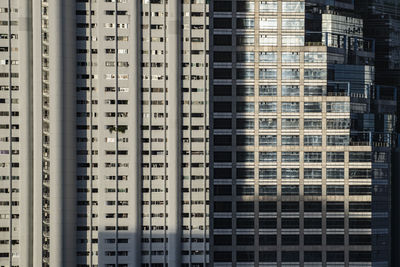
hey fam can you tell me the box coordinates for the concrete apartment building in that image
[0,0,397,267]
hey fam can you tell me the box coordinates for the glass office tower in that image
[211,0,396,266]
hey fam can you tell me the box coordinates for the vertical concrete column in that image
[18,0,33,265]
[32,0,43,265]
[130,0,142,265]
[167,0,182,264]
[48,0,76,266]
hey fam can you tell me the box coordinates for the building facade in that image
[0,0,398,267]
[210,0,396,266]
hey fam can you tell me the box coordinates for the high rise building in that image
[0,0,398,267]
[210,0,396,266]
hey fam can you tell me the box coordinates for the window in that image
[327,135,349,146]
[237,18,254,29]
[349,202,370,212]
[327,118,350,129]
[237,202,254,212]
[282,218,299,229]
[259,17,277,29]
[214,235,232,245]
[259,235,277,246]
[304,68,327,80]
[260,35,277,46]
[214,251,232,262]
[259,152,277,162]
[304,135,322,146]
[282,202,299,212]
[327,185,344,196]
[214,102,231,112]
[214,119,231,129]
[214,152,231,162]
[214,168,231,179]
[259,185,277,195]
[259,201,276,212]
[237,235,254,246]
[237,118,254,129]
[214,218,232,229]
[327,152,344,162]
[214,1,232,12]
[259,52,277,62]
[214,202,232,212]
[237,185,255,195]
[214,68,231,79]
[237,85,254,96]
[282,151,299,162]
[237,135,254,146]
[282,85,299,96]
[304,119,322,129]
[237,1,255,12]
[237,52,254,62]
[214,85,232,96]
[327,252,344,262]
[327,235,344,245]
[214,185,232,195]
[282,18,304,30]
[214,18,232,29]
[214,36,232,46]
[304,218,321,228]
[304,185,322,196]
[304,152,322,162]
[259,68,277,79]
[282,135,299,146]
[259,218,277,229]
[259,118,277,129]
[304,235,322,245]
[349,252,371,262]
[282,235,299,245]
[282,1,305,13]
[214,135,232,146]
[304,102,322,112]
[236,69,254,80]
[237,169,254,179]
[304,252,322,262]
[327,202,344,212]
[349,169,371,179]
[259,169,277,179]
[304,52,326,63]
[327,218,344,228]
[259,135,277,146]
[282,52,299,63]
[259,102,277,112]
[237,152,254,162]
[304,85,325,96]
[304,202,322,212]
[237,102,254,113]
[282,35,304,46]
[326,168,344,179]
[282,102,299,113]
[349,185,371,196]
[281,168,299,179]
[349,152,370,162]
[259,1,277,12]
[327,102,350,113]
[304,168,322,179]
[282,251,299,262]
[281,185,299,195]
[237,218,254,229]
[237,35,254,45]
[259,85,277,96]
[282,69,300,80]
